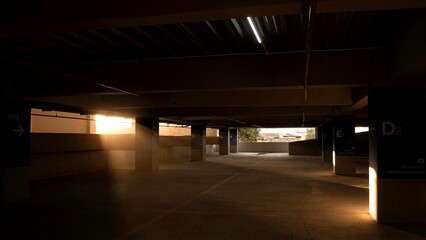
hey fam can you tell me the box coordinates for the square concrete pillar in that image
[219,128,229,155]
[369,85,426,224]
[333,115,356,175]
[191,125,206,162]
[3,101,31,202]
[229,128,238,153]
[135,117,159,172]
[321,121,333,163]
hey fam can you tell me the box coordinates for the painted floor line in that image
[114,157,267,240]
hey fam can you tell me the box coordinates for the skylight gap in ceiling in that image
[247,16,262,44]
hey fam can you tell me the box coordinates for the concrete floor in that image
[3,153,426,240]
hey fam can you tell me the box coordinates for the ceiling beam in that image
[2,0,426,37]
[86,30,135,56]
[132,27,177,56]
[205,21,232,52]
[153,106,336,117]
[30,88,352,110]
[8,49,382,98]
[108,28,158,57]
[387,10,426,83]
[317,0,426,13]
[89,49,381,94]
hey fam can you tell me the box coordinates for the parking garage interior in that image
[2,0,426,239]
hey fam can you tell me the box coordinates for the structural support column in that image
[321,121,333,162]
[229,128,238,153]
[369,85,426,224]
[135,117,159,172]
[191,125,206,162]
[219,128,229,155]
[333,115,356,175]
[2,100,31,202]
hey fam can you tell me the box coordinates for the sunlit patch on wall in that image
[95,115,134,134]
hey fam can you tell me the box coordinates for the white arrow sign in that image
[12,124,24,137]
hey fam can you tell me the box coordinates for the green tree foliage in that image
[238,128,260,142]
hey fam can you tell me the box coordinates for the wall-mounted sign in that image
[369,86,426,179]
[4,101,30,168]
[333,115,356,156]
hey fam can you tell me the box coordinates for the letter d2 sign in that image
[382,121,402,136]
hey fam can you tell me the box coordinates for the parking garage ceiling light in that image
[247,17,262,44]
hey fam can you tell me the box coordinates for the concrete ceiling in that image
[2,0,426,128]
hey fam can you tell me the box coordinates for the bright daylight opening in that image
[355,126,369,133]
[95,115,134,134]
[257,128,316,142]
[247,17,262,44]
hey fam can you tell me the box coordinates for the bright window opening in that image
[238,128,316,143]
[95,115,134,134]
[355,126,369,133]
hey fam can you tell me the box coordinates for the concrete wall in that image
[30,133,135,179]
[30,133,221,180]
[238,142,289,153]
[288,132,369,157]
[99,134,135,170]
[160,126,190,136]
[29,129,365,180]
[30,134,106,180]
[289,139,321,156]
[159,136,218,161]
[159,136,190,161]
[105,150,135,170]
[31,109,92,134]
[160,127,218,136]
[354,132,369,156]
[30,113,221,179]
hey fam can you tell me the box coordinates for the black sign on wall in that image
[369,85,426,179]
[229,129,238,145]
[3,101,30,169]
[333,115,356,156]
